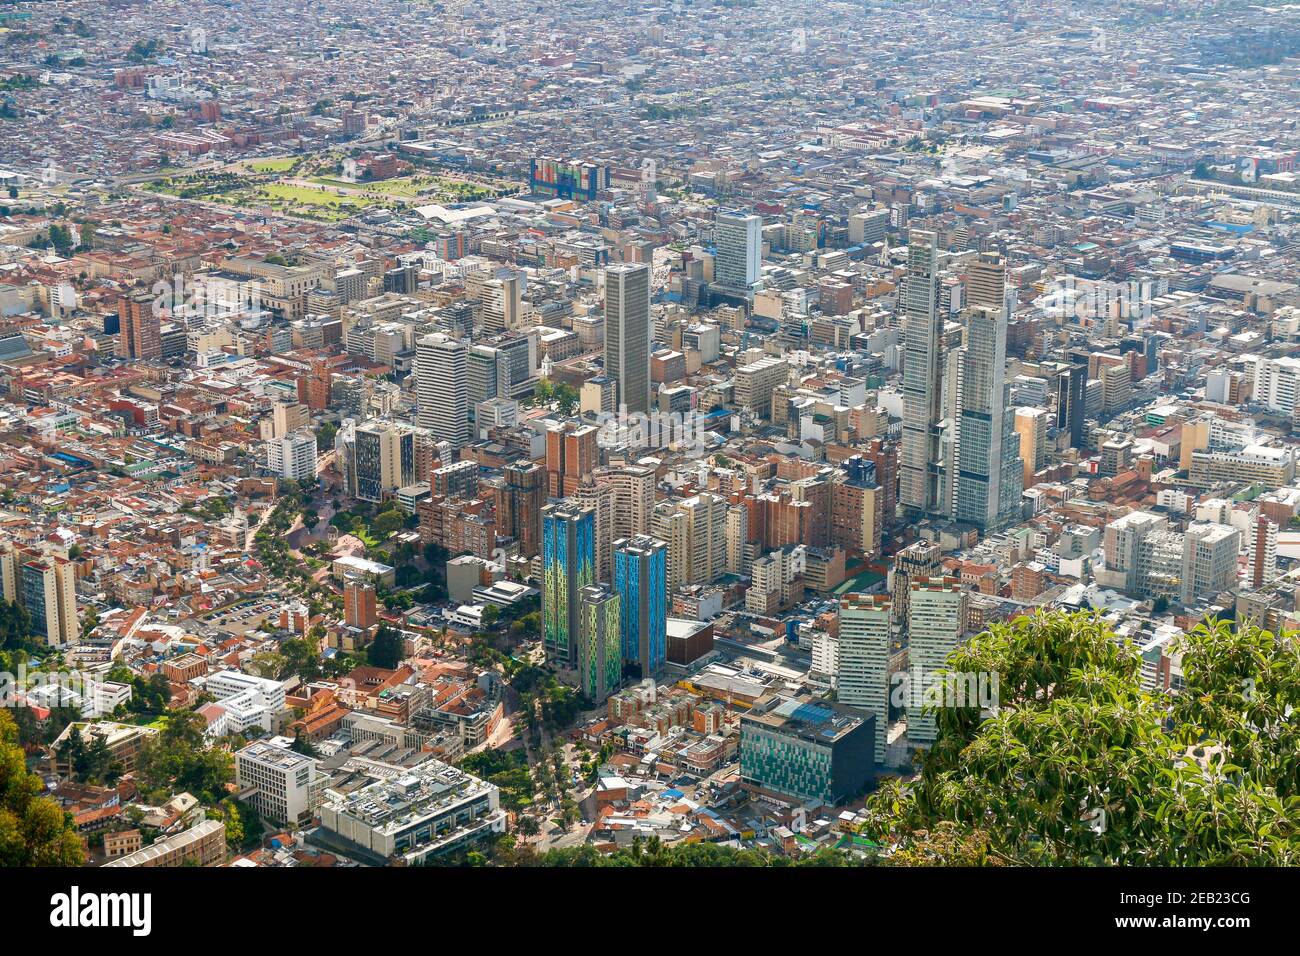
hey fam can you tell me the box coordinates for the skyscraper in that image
[906,577,967,746]
[714,210,763,290]
[613,535,668,679]
[899,230,945,516]
[891,539,940,626]
[481,274,521,334]
[416,333,469,449]
[967,250,1012,317]
[499,460,545,558]
[353,421,415,504]
[579,584,622,703]
[20,555,79,647]
[118,291,162,360]
[604,263,652,414]
[542,505,596,669]
[837,593,893,766]
[1057,355,1089,450]
[954,305,1023,529]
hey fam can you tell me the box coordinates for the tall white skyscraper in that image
[714,210,762,289]
[837,593,893,766]
[604,262,652,414]
[954,311,1023,528]
[906,577,967,746]
[954,253,1022,529]
[416,332,469,449]
[900,230,945,516]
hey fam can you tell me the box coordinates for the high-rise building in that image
[831,456,883,557]
[906,578,968,746]
[1056,358,1088,450]
[416,333,469,449]
[1181,522,1240,605]
[954,304,1023,529]
[19,554,79,646]
[652,492,727,589]
[343,576,378,630]
[1249,514,1279,590]
[891,539,940,626]
[1014,406,1050,486]
[262,401,310,441]
[613,535,668,679]
[542,505,596,669]
[481,274,522,334]
[714,210,763,290]
[837,593,893,766]
[595,465,656,539]
[266,429,318,482]
[499,461,545,558]
[119,292,162,360]
[572,481,615,581]
[578,584,622,703]
[966,250,1012,317]
[899,230,945,516]
[354,421,414,503]
[604,263,652,414]
[545,422,599,498]
[468,337,536,413]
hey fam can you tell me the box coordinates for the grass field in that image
[147,155,507,222]
[247,157,299,173]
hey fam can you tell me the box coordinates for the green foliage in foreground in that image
[861,611,1300,865]
[0,710,83,866]
[426,834,869,867]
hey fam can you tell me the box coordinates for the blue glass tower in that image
[613,535,668,678]
[542,504,596,668]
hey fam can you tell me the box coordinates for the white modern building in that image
[837,593,893,765]
[235,739,327,827]
[905,578,968,746]
[416,332,469,448]
[714,210,763,290]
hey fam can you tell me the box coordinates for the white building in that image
[837,594,893,765]
[416,333,469,448]
[235,740,326,827]
[714,210,763,290]
[906,578,968,746]
[202,671,286,736]
[266,429,318,481]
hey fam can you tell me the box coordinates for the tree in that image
[368,624,404,669]
[137,711,234,806]
[290,732,319,758]
[861,611,1300,865]
[0,710,84,866]
[282,631,323,682]
[372,509,405,539]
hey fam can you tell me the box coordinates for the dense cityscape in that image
[0,0,1297,891]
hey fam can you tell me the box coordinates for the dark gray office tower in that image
[604,263,652,414]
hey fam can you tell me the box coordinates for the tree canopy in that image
[861,611,1300,865]
[0,710,83,866]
